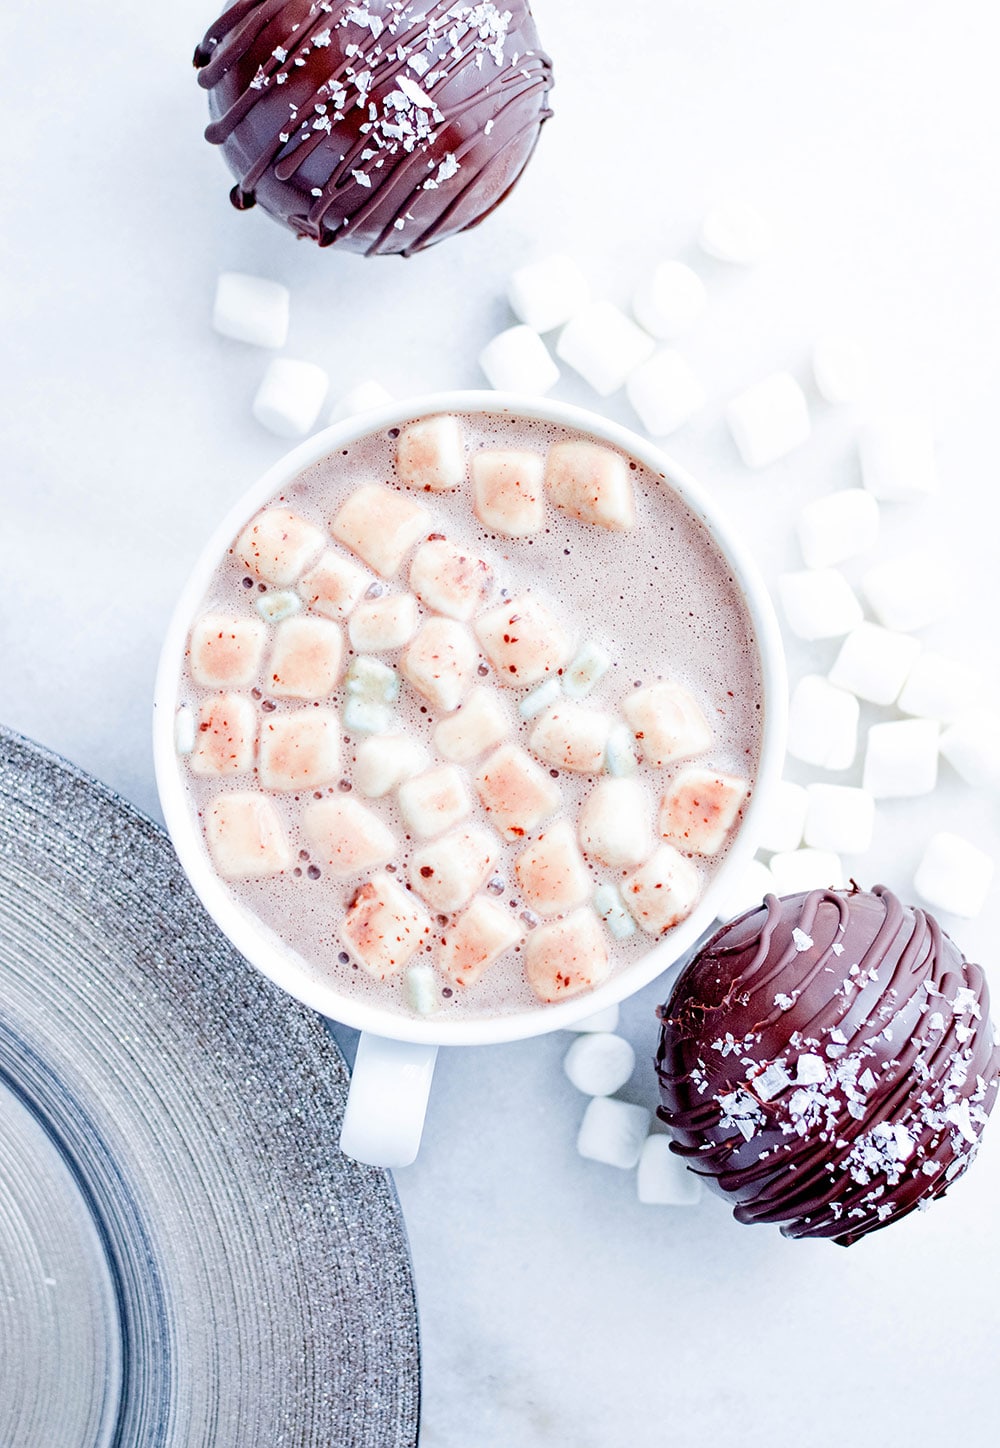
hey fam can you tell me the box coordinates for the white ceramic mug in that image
[154,392,787,1168]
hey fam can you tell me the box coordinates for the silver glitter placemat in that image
[0,725,420,1447]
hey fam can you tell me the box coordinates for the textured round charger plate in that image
[0,726,420,1448]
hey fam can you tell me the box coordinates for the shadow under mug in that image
[154,391,787,1167]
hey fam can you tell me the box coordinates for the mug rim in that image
[154,390,787,1046]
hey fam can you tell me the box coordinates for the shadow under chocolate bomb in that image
[194,1,553,256]
[655,887,1000,1245]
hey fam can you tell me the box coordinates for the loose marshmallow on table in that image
[341,874,429,979]
[804,783,876,855]
[475,594,572,688]
[863,719,939,798]
[474,745,560,841]
[213,272,290,349]
[859,414,937,501]
[626,350,707,437]
[237,508,325,586]
[471,449,545,536]
[507,254,591,334]
[632,260,708,339]
[623,845,701,934]
[727,372,810,469]
[353,732,426,798]
[940,711,1000,794]
[397,765,472,839]
[862,553,954,632]
[409,537,493,621]
[189,694,256,777]
[556,301,655,397]
[658,767,749,856]
[577,1097,651,1170]
[297,550,370,621]
[593,883,637,940]
[395,415,465,492]
[563,641,611,700]
[478,325,560,395]
[914,832,995,918]
[566,1004,620,1034]
[433,686,509,763]
[637,1135,703,1206]
[578,778,652,869]
[811,334,870,404]
[205,793,291,879]
[304,796,396,877]
[331,484,430,577]
[410,826,497,912]
[515,820,592,915]
[529,701,612,774]
[787,675,859,770]
[189,613,266,688]
[267,616,344,699]
[714,859,777,922]
[257,708,341,790]
[544,440,636,531]
[343,656,399,734]
[400,617,476,712]
[563,1033,636,1097]
[699,198,772,264]
[828,623,922,706]
[439,896,523,988]
[797,490,879,569]
[253,358,329,438]
[328,379,393,425]
[755,778,808,854]
[769,848,845,895]
[776,569,863,641]
[897,654,982,722]
[348,593,419,652]
[525,909,610,1002]
[621,681,712,767]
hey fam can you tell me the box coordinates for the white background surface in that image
[3,3,1000,1445]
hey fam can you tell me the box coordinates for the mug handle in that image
[339,1032,439,1168]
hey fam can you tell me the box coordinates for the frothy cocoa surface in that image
[177,410,765,1021]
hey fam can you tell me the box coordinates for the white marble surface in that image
[4,2,1000,1444]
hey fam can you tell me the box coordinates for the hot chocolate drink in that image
[173,409,765,1021]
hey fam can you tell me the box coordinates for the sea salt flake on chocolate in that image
[792,927,813,953]
[796,1054,828,1084]
[753,1061,793,1101]
[774,993,795,1011]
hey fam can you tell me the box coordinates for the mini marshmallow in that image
[400,617,476,712]
[331,483,430,578]
[255,589,301,624]
[174,706,196,756]
[253,358,328,438]
[811,334,870,405]
[914,832,995,919]
[478,324,560,395]
[189,693,257,777]
[409,537,493,621]
[341,874,429,978]
[727,373,810,469]
[297,550,370,621]
[433,686,509,763]
[267,616,344,698]
[398,765,471,839]
[205,793,291,879]
[658,767,749,856]
[556,301,655,397]
[190,613,266,688]
[507,254,592,334]
[258,708,340,790]
[940,711,1000,794]
[862,719,939,798]
[797,489,879,569]
[304,796,396,877]
[768,848,844,895]
[237,508,326,587]
[474,745,560,841]
[544,440,636,531]
[714,859,777,922]
[471,449,546,536]
[343,656,400,734]
[621,681,712,767]
[632,260,707,339]
[578,778,652,869]
[604,724,638,778]
[328,379,393,425]
[353,732,426,798]
[564,1033,636,1097]
[623,845,701,935]
[404,963,439,1016]
[213,272,290,349]
[593,883,637,940]
[862,553,954,632]
[475,594,572,688]
[699,198,771,264]
[529,701,611,774]
[636,1135,703,1206]
[525,909,610,1002]
[828,623,922,706]
[804,783,876,855]
[755,779,808,854]
[577,1096,651,1170]
[563,641,611,700]
[626,350,707,437]
[776,569,863,641]
[515,820,592,915]
[897,654,983,723]
[410,827,497,912]
[519,679,563,721]
[439,896,523,988]
[566,1004,620,1033]
[395,415,465,492]
[787,676,859,770]
[348,593,419,652]
[859,414,937,502]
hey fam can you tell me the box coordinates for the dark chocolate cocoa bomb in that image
[656,887,1000,1245]
[194,1,553,256]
